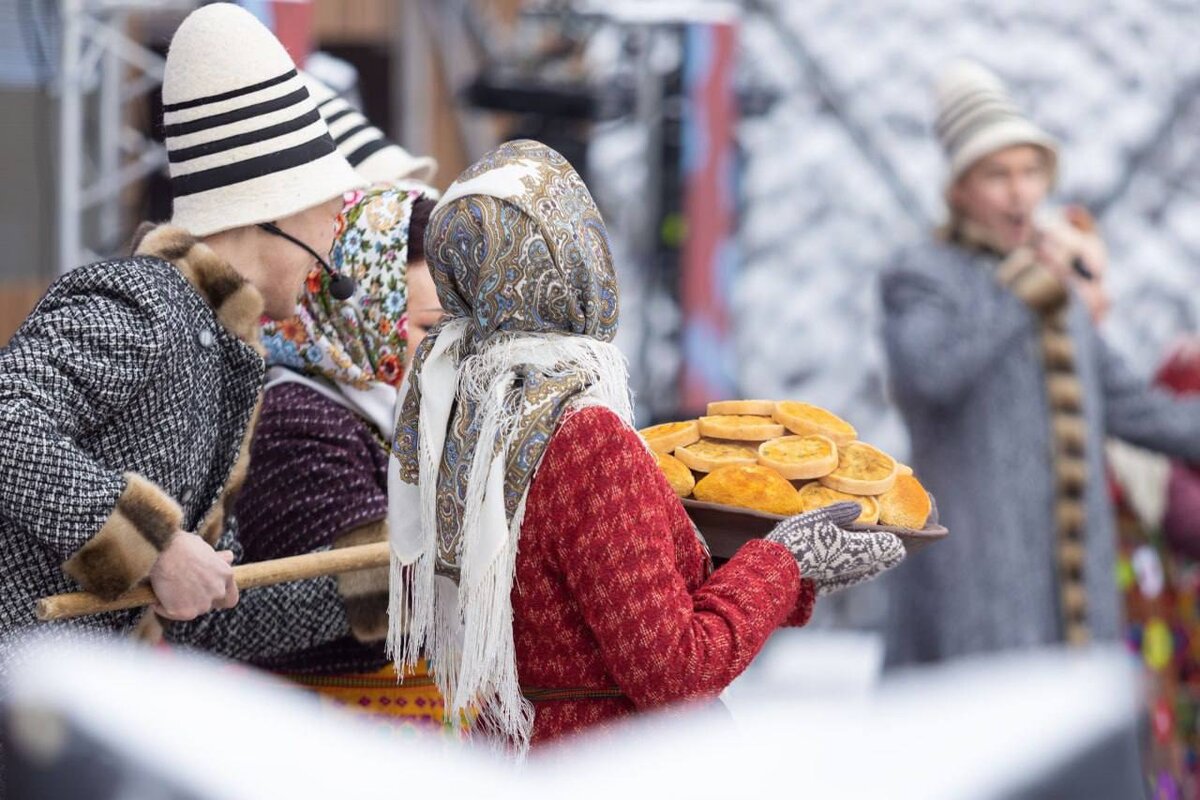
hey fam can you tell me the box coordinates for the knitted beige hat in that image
[162,4,364,237]
[301,72,438,185]
[935,60,1059,188]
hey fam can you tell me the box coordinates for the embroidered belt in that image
[286,673,437,689]
[521,686,626,703]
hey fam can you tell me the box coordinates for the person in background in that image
[880,60,1200,666]
[233,88,447,725]
[0,4,366,664]
[300,71,438,188]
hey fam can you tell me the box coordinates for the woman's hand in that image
[1036,220,1111,323]
[765,502,905,595]
[149,532,239,620]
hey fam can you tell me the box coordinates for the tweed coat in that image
[880,237,1200,665]
[0,226,351,668]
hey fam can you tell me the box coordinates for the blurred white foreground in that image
[2,630,1144,799]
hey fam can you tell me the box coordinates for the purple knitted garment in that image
[234,380,391,674]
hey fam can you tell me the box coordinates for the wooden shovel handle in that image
[36,541,391,622]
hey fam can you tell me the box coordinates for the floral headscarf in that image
[262,182,435,391]
[386,140,633,748]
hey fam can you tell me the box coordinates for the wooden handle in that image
[36,541,391,622]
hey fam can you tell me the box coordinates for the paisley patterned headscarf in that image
[262,182,434,392]
[387,140,633,748]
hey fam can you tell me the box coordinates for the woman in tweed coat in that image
[881,62,1200,665]
[0,6,365,666]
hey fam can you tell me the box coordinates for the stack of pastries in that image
[640,400,931,530]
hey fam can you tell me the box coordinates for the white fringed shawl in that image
[386,320,633,750]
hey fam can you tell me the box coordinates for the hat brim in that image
[356,148,439,185]
[947,120,1060,189]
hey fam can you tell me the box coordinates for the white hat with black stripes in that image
[162,4,364,237]
[935,60,1059,188]
[301,72,438,185]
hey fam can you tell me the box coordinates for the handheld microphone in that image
[257,222,357,301]
[1064,205,1097,282]
[1070,256,1095,281]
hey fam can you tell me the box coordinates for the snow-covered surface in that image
[4,635,1142,799]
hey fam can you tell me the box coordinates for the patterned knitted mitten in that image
[766,502,906,596]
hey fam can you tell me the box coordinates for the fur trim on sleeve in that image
[332,519,389,642]
[62,473,182,600]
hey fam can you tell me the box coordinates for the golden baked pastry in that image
[797,483,880,525]
[757,435,839,480]
[698,415,785,441]
[706,399,775,416]
[772,401,857,446]
[655,453,696,498]
[877,474,931,530]
[674,438,759,472]
[895,462,914,477]
[639,420,701,455]
[818,441,897,496]
[693,464,802,516]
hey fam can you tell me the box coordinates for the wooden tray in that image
[682,498,948,561]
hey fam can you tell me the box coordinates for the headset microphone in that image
[257,222,357,301]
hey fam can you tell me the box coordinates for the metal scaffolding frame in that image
[55,0,194,274]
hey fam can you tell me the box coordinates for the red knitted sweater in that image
[513,406,815,745]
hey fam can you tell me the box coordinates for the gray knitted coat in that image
[880,237,1200,665]
[0,226,350,671]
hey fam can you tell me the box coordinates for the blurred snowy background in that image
[584,0,1200,631]
[593,0,1200,463]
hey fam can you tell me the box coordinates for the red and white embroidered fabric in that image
[512,406,816,744]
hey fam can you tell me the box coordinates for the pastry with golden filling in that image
[877,474,932,529]
[655,453,696,498]
[757,435,839,480]
[698,415,785,441]
[818,441,897,496]
[639,420,700,454]
[797,483,880,524]
[674,438,759,472]
[693,464,802,516]
[772,401,857,446]
[706,399,775,416]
